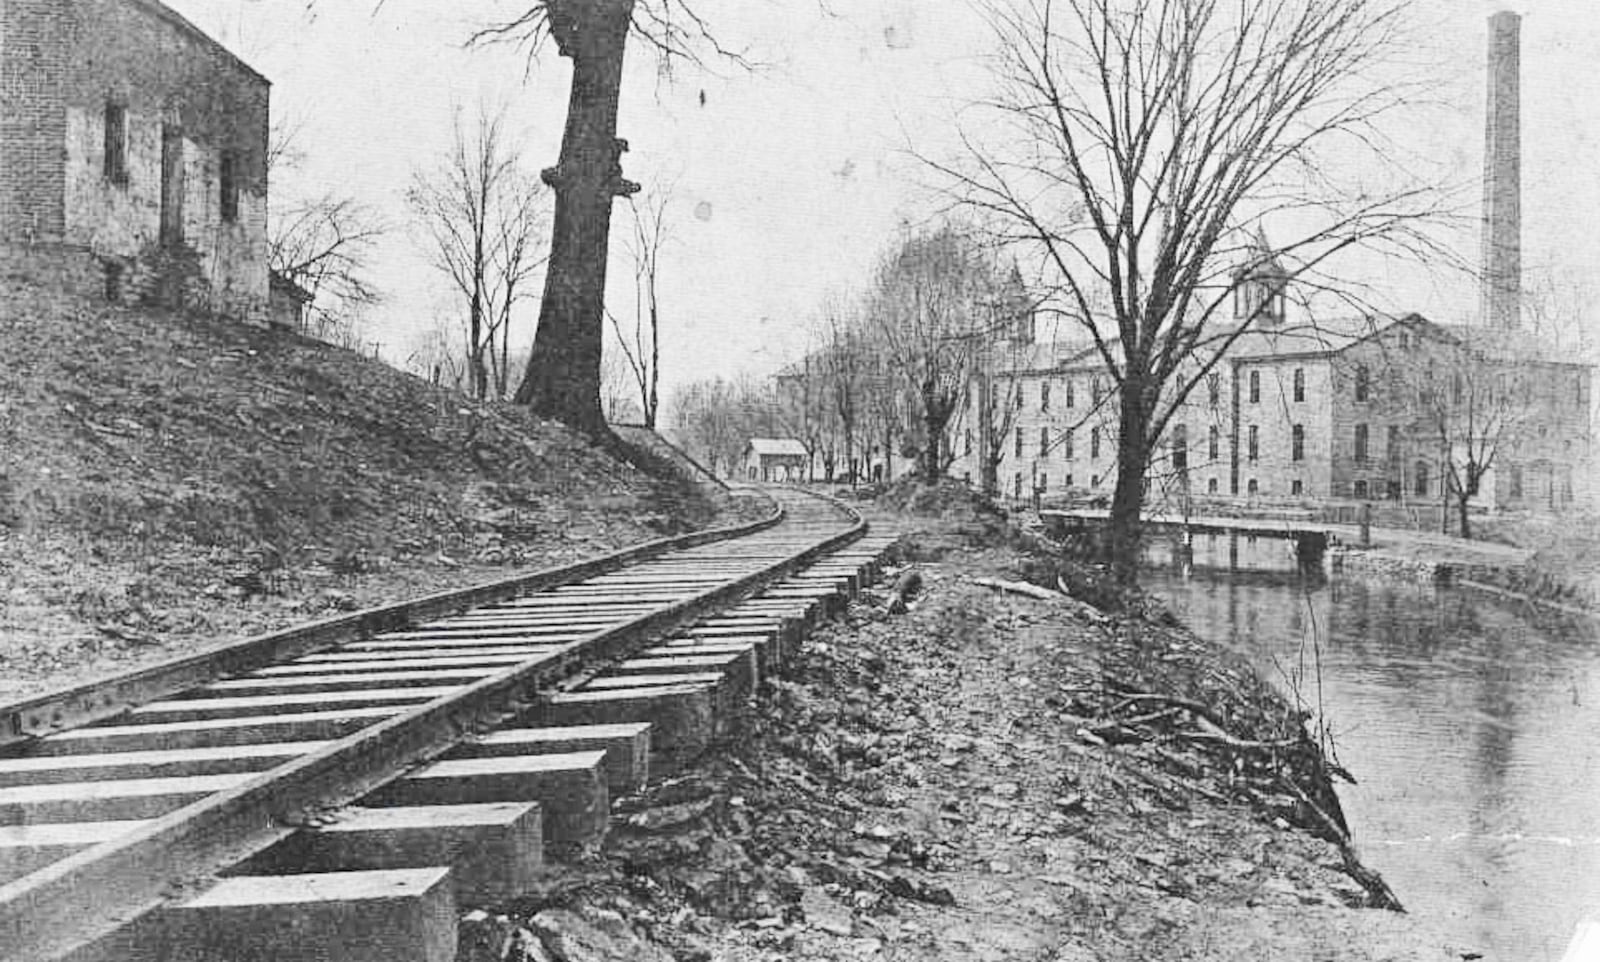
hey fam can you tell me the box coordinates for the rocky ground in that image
[457,508,1467,962]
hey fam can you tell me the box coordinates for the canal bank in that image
[1147,561,1600,962]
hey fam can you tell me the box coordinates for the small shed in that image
[744,438,809,482]
[268,270,314,331]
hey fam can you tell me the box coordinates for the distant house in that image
[268,270,313,330]
[744,438,809,482]
[0,0,272,319]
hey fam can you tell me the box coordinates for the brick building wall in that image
[0,0,71,244]
[0,0,269,317]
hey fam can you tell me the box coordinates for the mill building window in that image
[1065,428,1074,460]
[1014,427,1023,458]
[1039,427,1049,457]
[1208,425,1219,460]
[1414,461,1429,496]
[1293,368,1305,403]
[1040,381,1051,412]
[1355,364,1370,402]
[1090,427,1100,460]
[1247,425,1259,461]
[1249,370,1260,404]
[1354,423,1369,463]
[1291,424,1304,462]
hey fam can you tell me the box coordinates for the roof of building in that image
[747,437,808,457]
[132,0,271,87]
[1221,314,1403,360]
[1432,324,1583,366]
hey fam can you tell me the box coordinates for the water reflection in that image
[1146,563,1600,961]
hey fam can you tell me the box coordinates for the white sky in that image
[165,0,1600,397]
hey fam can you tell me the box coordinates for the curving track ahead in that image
[0,486,896,962]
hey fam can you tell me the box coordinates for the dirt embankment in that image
[0,279,745,700]
[457,510,1464,962]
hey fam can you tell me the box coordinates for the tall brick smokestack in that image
[1481,10,1522,330]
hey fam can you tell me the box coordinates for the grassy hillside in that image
[0,279,728,698]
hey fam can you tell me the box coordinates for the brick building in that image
[950,267,1593,524]
[0,0,270,317]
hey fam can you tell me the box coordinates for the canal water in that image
[1144,534,1600,961]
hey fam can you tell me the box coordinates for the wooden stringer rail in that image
[0,486,900,962]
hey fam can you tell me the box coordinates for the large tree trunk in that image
[1109,379,1152,586]
[512,0,637,436]
[1456,491,1472,540]
[922,410,945,484]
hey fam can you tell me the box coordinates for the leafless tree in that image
[266,121,386,343]
[1401,336,1537,540]
[866,224,1011,483]
[608,182,674,428]
[478,1,755,435]
[408,105,548,401]
[815,299,869,482]
[926,0,1450,583]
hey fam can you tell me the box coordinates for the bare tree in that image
[927,0,1448,584]
[266,122,386,343]
[815,300,869,483]
[408,105,548,401]
[484,1,752,434]
[608,183,674,428]
[866,224,1009,483]
[1402,335,1536,540]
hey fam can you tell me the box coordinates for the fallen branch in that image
[1279,775,1403,912]
[972,576,1059,601]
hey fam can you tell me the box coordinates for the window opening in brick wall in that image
[1354,423,1369,463]
[1249,369,1260,403]
[1014,427,1023,458]
[1247,424,1259,461]
[220,150,240,223]
[1355,364,1370,402]
[104,103,128,186]
[1293,367,1305,402]
[1291,479,1303,496]
[1090,427,1100,460]
[1291,424,1304,461]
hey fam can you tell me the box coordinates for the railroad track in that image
[0,486,898,962]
